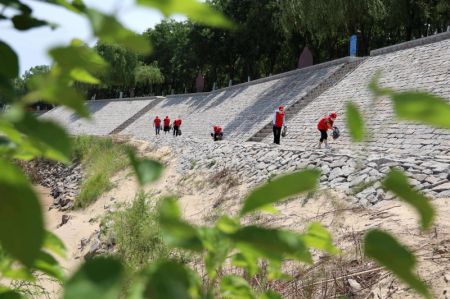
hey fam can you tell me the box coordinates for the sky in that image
[1,0,184,74]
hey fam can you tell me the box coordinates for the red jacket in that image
[174,119,182,127]
[163,117,170,127]
[154,117,161,126]
[213,126,222,134]
[318,116,333,130]
[273,109,285,128]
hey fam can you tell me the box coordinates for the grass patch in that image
[104,191,169,271]
[73,135,133,208]
[209,168,239,188]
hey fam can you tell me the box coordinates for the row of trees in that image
[5,0,450,102]
[140,0,450,94]
[7,43,164,102]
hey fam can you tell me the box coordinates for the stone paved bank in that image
[124,62,343,141]
[146,137,450,206]
[275,38,450,156]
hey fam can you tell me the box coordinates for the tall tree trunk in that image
[406,0,414,40]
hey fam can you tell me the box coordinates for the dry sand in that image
[35,140,450,298]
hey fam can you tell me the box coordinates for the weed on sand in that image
[104,191,169,270]
[73,136,133,208]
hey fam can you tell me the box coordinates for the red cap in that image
[279,105,284,111]
[330,112,337,119]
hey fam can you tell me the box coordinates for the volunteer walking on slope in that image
[173,117,182,136]
[153,116,161,135]
[317,112,337,149]
[163,116,171,134]
[273,105,286,145]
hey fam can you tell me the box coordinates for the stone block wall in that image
[272,38,450,157]
[145,137,450,206]
[42,98,154,135]
[124,63,343,141]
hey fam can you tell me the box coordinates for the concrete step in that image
[246,58,365,143]
[109,97,164,135]
[249,136,265,142]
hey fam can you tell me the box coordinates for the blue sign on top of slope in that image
[350,35,357,57]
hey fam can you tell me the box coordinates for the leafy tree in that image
[144,19,196,93]
[279,0,450,60]
[280,0,386,59]
[135,63,165,96]
[95,41,139,98]
[14,65,51,97]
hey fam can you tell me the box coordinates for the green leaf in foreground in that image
[231,226,312,263]
[0,289,26,299]
[368,72,393,97]
[86,9,151,54]
[158,198,203,251]
[383,169,435,230]
[303,222,339,254]
[144,261,201,299]
[12,14,50,31]
[220,275,255,299]
[64,257,125,299]
[137,0,234,28]
[49,38,108,84]
[391,91,450,129]
[43,231,67,258]
[241,169,320,215]
[10,111,72,163]
[345,101,365,142]
[0,158,44,267]
[0,40,19,79]
[364,230,431,299]
[199,227,231,279]
[259,290,282,299]
[128,150,163,186]
[34,251,65,281]
[25,73,89,117]
[231,252,259,277]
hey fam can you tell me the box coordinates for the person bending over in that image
[211,125,223,141]
[317,111,337,149]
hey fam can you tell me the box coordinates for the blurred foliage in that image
[1,0,449,298]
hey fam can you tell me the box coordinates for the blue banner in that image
[350,35,357,57]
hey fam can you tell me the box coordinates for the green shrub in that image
[108,192,169,270]
[72,136,133,208]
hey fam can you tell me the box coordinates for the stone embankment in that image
[24,132,450,211]
[277,36,450,156]
[147,136,450,206]
[24,159,82,210]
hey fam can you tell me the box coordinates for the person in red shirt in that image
[211,125,223,141]
[153,116,161,135]
[317,111,337,149]
[173,118,182,136]
[272,105,286,145]
[163,116,171,134]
